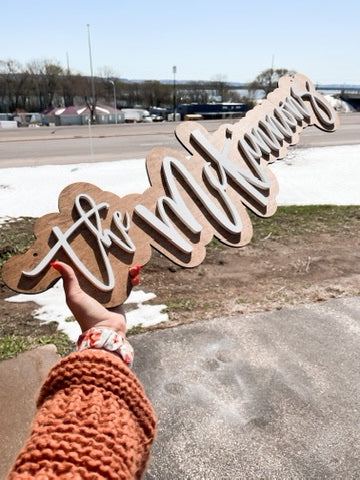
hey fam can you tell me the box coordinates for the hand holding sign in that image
[50,261,127,335]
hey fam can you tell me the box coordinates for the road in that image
[0,113,359,168]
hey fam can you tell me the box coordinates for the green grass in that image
[205,205,360,247]
[249,205,360,242]
[161,296,197,313]
[126,324,144,336]
[235,297,247,304]
[0,332,74,360]
[0,217,35,270]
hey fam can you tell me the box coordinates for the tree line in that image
[0,58,252,114]
[0,58,291,114]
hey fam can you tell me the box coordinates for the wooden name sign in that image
[2,74,339,306]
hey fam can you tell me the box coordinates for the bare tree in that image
[209,74,229,102]
[139,81,171,108]
[248,68,296,96]
[177,81,209,104]
[0,59,30,112]
[97,65,118,80]
[27,59,64,110]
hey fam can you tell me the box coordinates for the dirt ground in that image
[1,217,360,337]
[142,230,360,327]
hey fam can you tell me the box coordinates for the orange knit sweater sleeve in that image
[8,349,157,480]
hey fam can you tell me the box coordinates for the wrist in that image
[86,320,126,338]
[77,327,134,368]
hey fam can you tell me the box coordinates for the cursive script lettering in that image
[134,153,244,254]
[23,194,135,291]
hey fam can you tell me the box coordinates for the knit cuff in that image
[36,350,157,439]
[77,327,134,368]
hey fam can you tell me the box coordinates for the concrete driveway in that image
[133,296,360,479]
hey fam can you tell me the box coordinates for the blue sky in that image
[2,0,359,84]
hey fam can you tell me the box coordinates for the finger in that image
[52,261,141,303]
[131,276,141,286]
[129,265,142,277]
[50,261,82,298]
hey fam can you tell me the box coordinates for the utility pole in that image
[87,24,96,124]
[109,80,117,124]
[66,51,70,75]
[172,65,177,122]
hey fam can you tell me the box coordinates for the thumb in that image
[50,261,82,304]
[50,260,94,323]
[49,261,126,334]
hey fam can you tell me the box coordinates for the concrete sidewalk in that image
[0,345,60,479]
[1,297,359,479]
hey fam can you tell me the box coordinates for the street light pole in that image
[109,80,117,124]
[172,65,177,122]
[87,24,96,124]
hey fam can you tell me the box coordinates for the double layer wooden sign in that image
[2,74,339,306]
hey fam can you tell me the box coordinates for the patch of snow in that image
[271,145,360,205]
[0,159,148,218]
[6,281,168,341]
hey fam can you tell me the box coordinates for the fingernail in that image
[131,276,141,286]
[129,265,142,277]
[50,262,62,272]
